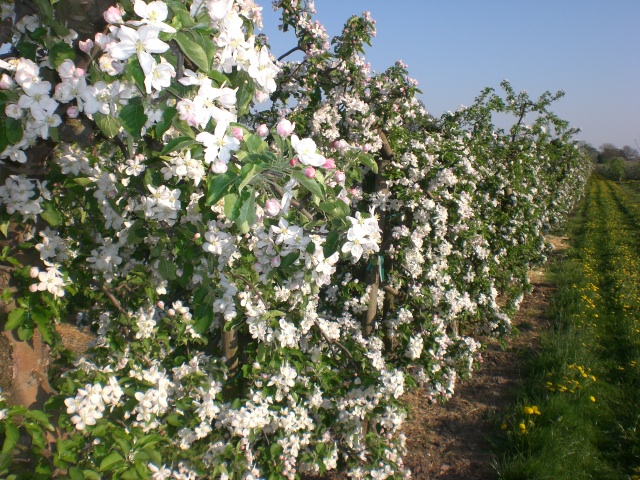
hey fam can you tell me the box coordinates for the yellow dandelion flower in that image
[590,396,596,402]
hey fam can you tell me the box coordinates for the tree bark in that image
[1,0,112,409]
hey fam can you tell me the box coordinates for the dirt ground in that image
[400,236,568,479]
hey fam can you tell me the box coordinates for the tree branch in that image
[277,46,302,62]
[98,283,130,321]
[272,185,315,222]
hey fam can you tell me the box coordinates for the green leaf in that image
[323,231,341,258]
[72,177,93,187]
[293,172,325,200]
[41,202,62,227]
[193,304,214,334]
[100,451,124,472]
[124,58,146,94]
[209,70,229,86]
[5,118,23,144]
[4,308,27,331]
[235,72,254,117]
[206,171,237,206]
[194,31,216,70]
[16,39,37,61]
[358,153,378,174]
[160,136,197,155]
[223,192,239,220]
[24,409,54,430]
[50,126,60,142]
[32,0,70,37]
[143,447,161,467]
[171,117,195,138]
[32,307,54,345]
[174,32,210,72]
[270,443,283,458]
[17,324,33,341]
[235,189,255,233]
[173,9,195,29]
[94,113,121,138]
[68,467,84,480]
[0,221,8,238]
[158,259,177,281]
[243,134,266,154]
[121,468,140,479]
[24,423,45,450]
[155,107,177,137]
[237,164,263,193]
[279,251,300,268]
[83,470,101,480]
[127,221,148,245]
[119,98,148,140]
[319,200,349,218]
[1,423,18,454]
[48,42,75,69]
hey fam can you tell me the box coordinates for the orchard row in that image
[0,1,591,478]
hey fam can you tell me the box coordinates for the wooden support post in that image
[222,328,239,400]
[362,130,394,338]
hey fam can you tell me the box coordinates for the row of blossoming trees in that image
[0,0,591,478]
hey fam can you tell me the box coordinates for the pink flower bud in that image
[289,158,298,167]
[334,170,346,184]
[232,127,243,141]
[211,160,228,174]
[335,139,349,152]
[0,74,14,89]
[66,106,79,118]
[256,124,269,138]
[322,157,336,169]
[75,68,85,77]
[254,90,268,103]
[271,256,281,267]
[29,283,39,293]
[264,198,281,217]
[363,143,372,153]
[157,301,165,309]
[79,39,94,53]
[276,118,295,138]
[193,232,201,240]
[304,166,316,179]
[103,6,123,24]
[30,267,40,278]
[94,32,110,49]
[167,309,176,317]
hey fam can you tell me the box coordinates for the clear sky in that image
[259,1,640,150]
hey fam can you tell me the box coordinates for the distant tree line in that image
[581,142,640,181]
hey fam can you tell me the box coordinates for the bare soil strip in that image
[401,237,568,479]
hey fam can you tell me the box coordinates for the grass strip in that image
[493,176,640,480]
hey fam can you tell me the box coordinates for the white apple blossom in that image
[107,25,170,73]
[291,135,326,166]
[131,0,176,33]
[195,120,240,166]
[143,56,176,93]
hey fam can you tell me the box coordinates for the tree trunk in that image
[1,0,113,408]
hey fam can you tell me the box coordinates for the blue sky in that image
[260,1,640,150]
